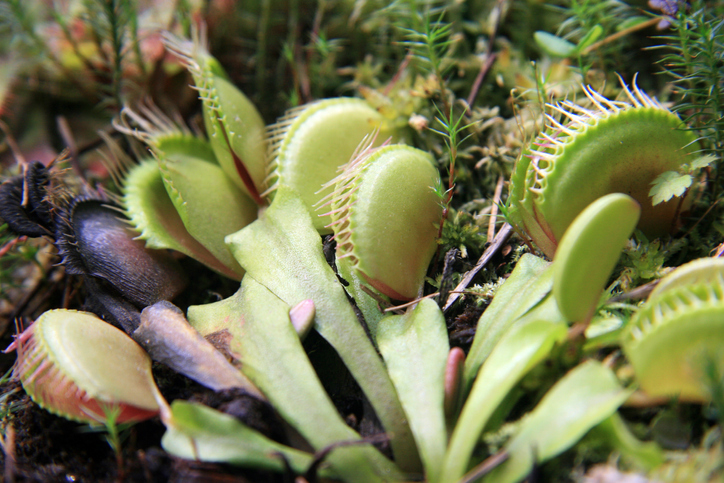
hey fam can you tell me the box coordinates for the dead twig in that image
[606,279,660,304]
[458,450,508,483]
[487,175,505,241]
[466,0,505,110]
[384,292,439,312]
[443,223,513,312]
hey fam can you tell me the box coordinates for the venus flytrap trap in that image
[552,193,641,323]
[6,309,165,425]
[265,99,400,232]
[319,141,443,301]
[6,308,168,479]
[121,159,244,280]
[507,77,700,258]
[162,28,268,205]
[648,256,724,300]
[116,104,257,280]
[622,257,724,403]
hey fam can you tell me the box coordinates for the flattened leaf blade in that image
[162,401,315,474]
[227,277,403,483]
[225,185,420,472]
[464,254,554,388]
[441,319,566,482]
[484,361,632,483]
[377,299,449,482]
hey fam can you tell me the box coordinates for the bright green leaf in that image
[690,154,717,171]
[576,24,603,51]
[162,401,315,474]
[225,186,420,472]
[534,31,576,57]
[553,193,641,322]
[484,361,632,483]
[441,319,567,483]
[649,171,693,205]
[377,300,449,483]
[464,254,554,389]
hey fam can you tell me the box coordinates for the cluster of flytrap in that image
[5,28,724,483]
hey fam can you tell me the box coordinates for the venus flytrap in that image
[6,309,165,425]
[122,159,243,279]
[482,361,633,483]
[116,105,258,280]
[622,258,724,403]
[376,299,449,482]
[264,98,399,232]
[552,193,641,322]
[463,254,557,389]
[507,77,700,258]
[319,141,443,301]
[224,186,421,473]
[162,28,268,204]
[648,256,724,300]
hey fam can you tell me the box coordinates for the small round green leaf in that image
[534,31,576,57]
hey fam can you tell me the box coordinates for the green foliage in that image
[552,193,641,323]
[6,1,724,481]
[80,0,143,108]
[0,0,169,108]
[703,354,724,429]
[79,405,135,475]
[654,1,724,188]
[398,7,456,88]
[437,208,486,260]
[538,0,644,75]
[0,224,43,293]
[616,234,669,292]
[650,155,716,205]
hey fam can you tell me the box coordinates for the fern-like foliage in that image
[80,0,145,109]
[654,1,724,186]
[398,8,455,84]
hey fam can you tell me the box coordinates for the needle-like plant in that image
[654,0,724,191]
